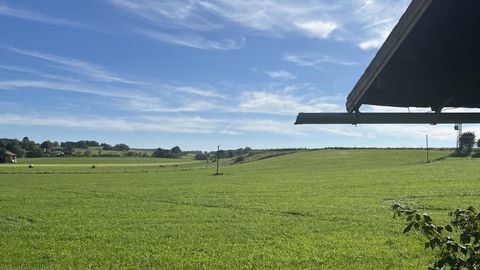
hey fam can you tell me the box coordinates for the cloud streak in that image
[351,0,410,50]
[265,70,296,80]
[4,46,142,85]
[238,91,342,115]
[0,3,88,28]
[284,54,358,68]
[108,0,340,48]
[0,113,222,134]
[135,28,245,50]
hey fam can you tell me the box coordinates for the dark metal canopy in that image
[347,0,480,113]
[296,0,480,125]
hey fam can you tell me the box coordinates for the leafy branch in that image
[392,203,480,270]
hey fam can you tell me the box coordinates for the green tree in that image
[171,146,182,158]
[20,137,36,151]
[6,140,25,157]
[41,140,54,152]
[101,143,113,150]
[0,148,6,163]
[457,132,476,156]
[113,143,130,151]
[74,141,88,149]
[84,149,92,157]
[194,153,208,160]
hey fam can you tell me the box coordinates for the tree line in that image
[193,147,252,161]
[0,137,133,162]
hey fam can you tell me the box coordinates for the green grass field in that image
[1,149,479,269]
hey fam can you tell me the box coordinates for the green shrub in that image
[393,203,480,269]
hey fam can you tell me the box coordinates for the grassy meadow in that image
[1,149,479,269]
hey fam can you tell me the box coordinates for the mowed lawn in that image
[1,149,479,269]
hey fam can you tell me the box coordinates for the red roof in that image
[4,151,17,156]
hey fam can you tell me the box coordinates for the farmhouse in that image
[296,0,480,125]
[4,151,17,163]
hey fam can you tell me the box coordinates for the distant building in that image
[4,151,17,163]
[49,151,65,157]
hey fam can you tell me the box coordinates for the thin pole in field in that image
[426,134,429,163]
[216,145,220,175]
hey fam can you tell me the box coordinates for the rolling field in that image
[0,156,204,174]
[1,149,479,269]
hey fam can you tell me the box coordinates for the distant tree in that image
[113,143,130,151]
[21,137,29,144]
[25,148,44,158]
[171,146,182,158]
[456,132,476,156]
[84,149,92,157]
[74,140,88,149]
[86,140,100,147]
[125,151,137,157]
[0,148,6,163]
[41,140,54,152]
[152,148,169,158]
[152,147,182,158]
[194,153,208,160]
[20,137,37,151]
[6,141,24,158]
[217,150,226,159]
[235,148,243,156]
[101,143,113,150]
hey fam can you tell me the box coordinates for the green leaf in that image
[404,222,414,233]
[423,214,432,223]
[445,225,453,232]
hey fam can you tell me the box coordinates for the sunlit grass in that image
[0,149,478,269]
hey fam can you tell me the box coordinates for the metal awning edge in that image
[295,113,480,125]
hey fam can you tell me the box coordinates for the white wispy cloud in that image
[0,111,316,137]
[108,0,340,47]
[238,91,342,115]
[109,0,221,31]
[0,3,88,28]
[108,0,409,50]
[135,28,245,50]
[173,86,226,99]
[194,0,339,36]
[0,64,79,82]
[233,119,305,136]
[265,70,296,80]
[351,0,410,50]
[0,113,223,134]
[0,79,228,114]
[4,46,142,85]
[0,110,467,141]
[284,54,358,68]
[0,80,147,100]
[1,1,410,51]
[294,20,338,39]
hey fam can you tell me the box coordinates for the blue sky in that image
[0,0,472,150]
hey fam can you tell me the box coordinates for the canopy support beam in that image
[295,113,480,125]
